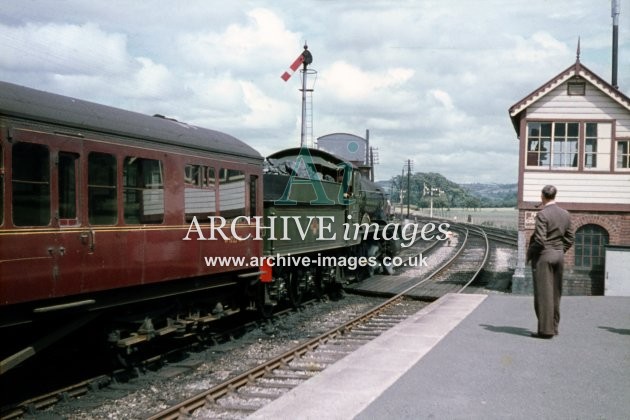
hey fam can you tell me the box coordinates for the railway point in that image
[249,293,630,419]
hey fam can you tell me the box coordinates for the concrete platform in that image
[249,293,630,419]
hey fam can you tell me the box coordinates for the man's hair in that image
[542,185,557,200]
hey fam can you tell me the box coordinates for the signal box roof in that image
[508,60,630,134]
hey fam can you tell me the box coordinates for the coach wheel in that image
[116,352,130,368]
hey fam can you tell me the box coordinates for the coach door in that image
[46,134,85,298]
[53,145,85,297]
[8,129,85,302]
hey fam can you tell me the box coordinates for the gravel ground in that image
[476,245,517,293]
[39,294,385,420]
[31,238,515,420]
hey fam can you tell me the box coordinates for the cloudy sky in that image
[1,1,628,183]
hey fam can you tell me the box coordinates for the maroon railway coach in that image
[0,81,264,373]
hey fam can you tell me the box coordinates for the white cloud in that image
[428,89,454,110]
[510,31,571,63]
[129,57,173,98]
[0,0,625,185]
[321,61,414,101]
[177,8,301,73]
[0,22,129,75]
[240,80,292,128]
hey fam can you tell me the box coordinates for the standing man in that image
[526,185,574,339]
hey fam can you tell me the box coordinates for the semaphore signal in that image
[281,52,305,81]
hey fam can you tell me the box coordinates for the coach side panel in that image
[0,122,262,307]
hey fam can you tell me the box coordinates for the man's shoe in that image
[531,332,553,339]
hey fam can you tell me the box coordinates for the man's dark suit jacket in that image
[526,203,574,263]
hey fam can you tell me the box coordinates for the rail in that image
[5,225,498,419]
[147,226,489,419]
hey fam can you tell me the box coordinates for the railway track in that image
[145,227,500,419]
[401,225,490,299]
[2,225,515,419]
[148,300,423,419]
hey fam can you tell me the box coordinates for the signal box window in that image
[617,140,630,170]
[219,168,245,219]
[526,122,551,167]
[124,157,164,224]
[552,122,578,168]
[584,123,597,169]
[584,123,611,171]
[526,122,578,169]
[184,164,216,222]
[88,152,117,225]
[12,142,50,226]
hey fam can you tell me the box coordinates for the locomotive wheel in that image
[381,257,395,275]
[286,269,308,307]
[334,264,345,284]
[328,265,345,300]
[256,282,276,318]
[312,267,325,300]
[366,243,381,278]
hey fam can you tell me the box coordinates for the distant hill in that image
[376,174,516,208]
[460,183,517,207]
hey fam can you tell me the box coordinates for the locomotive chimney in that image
[612,0,620,89]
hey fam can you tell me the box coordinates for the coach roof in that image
[0,80,261,160]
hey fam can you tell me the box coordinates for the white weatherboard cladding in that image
[142,189,164,216]
[523,172,630,204]
[527,81,630,137]
[522,78,630,205]
[185,188,216,213]
[219,180,245,211]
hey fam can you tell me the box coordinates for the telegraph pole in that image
[399,167,405,220]
[406,159,413,218]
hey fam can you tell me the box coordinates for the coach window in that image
[184,165,217,222]
[58,152,78,219]
[184,164,200,186]
[249,175,258,216]
[124,157,164,224]
[0,144,3,224]
[206,166,215,187]
[12,142,50,226]
[219,168,245,219]
[88,152,117,225]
